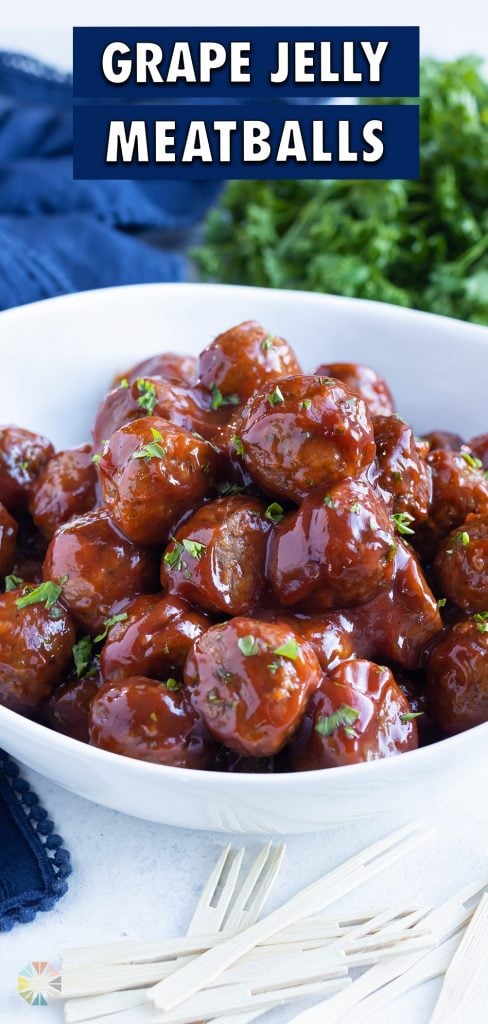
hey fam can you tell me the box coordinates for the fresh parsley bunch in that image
[195,57,488,324]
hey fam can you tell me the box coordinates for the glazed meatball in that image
[350,540,442,670]
[161,496,270,615]
[257,608,356,672]
[0,502,18,577]
[184,617,322,757]
[101,594,210,682]
[267,479,396,610]
[434,515,488,612]
[114,352,197,388]
[0,587,75,714]
[238,375,375,503]
[89,676,213,768]
[426,618,488,734]
[416,450,488,555]
[422,430,465,452]
[372,415,431,524]
[98,417,216,546]
[43,508,158,635]
[92,376,227,452]
[29,444,98,539]
[42,670,101,743]
[0,426,54,512]
[313,362,395,417]
[289,660,418,770]
[469,433,488,470]
[197,321,302,404]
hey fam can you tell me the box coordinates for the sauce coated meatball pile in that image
[1,322,487,773]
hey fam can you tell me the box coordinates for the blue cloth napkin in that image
[0,751,71,931]
[0,50,222,310]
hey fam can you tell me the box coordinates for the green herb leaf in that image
[391,511,416,536]
[315,704,360,738]
[265,502,284,523]
[300,398,312,410]
[461,451,483,470]
[4,574,23,592]
[163,538,185,571]
[215,481,245,496]
[136,378,157,415]
[73,636,95,679]
[267,660,280,674]
[267,385,285,407]
[453,530,470,547]
[93,612,128,644]
[350,502,361,515]
[133,428,166,461]
[323,494,335,508]
[210,382,240,410]
[238,635,260,656]
[119,377,129,389]
[165,677,182,692]
[261,334,276,351]
[16,579,66,612]
[272,637,300,660]
[232,435,245,457]
[437,597,447,608]
[182,538,206,560]
[400,711,424,723]
[474,612,488,634]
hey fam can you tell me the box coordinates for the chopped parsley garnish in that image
[163,539,185,571]
[210,382,240,410]
[474,613,488,634]
[164,537,206,572]
[72,635,95,679]
[272,637,300,660]
[437,597,447,608]
[119,377,129,389]
[238,635,260,656]
[267,385,285,407]
[94,612,128,644]
[183,538,206,560]
[132,427,166,461]
[461,451,483,470]
[165,677,182,692]
[136,378,157,415]
[453,530,470,547]
[400,711,424,723]
[265,502,284,524]
[350,502,361,515]
[216,481,245,496]
[391,511,416,536]
[92,440,108,465]
[4,574,23,592]
[232,435,245,457]
[300,398,312,410]
[261,334,276,351]
[16,577,67,612]
[267,660,280,674]
[192,432,220,454]
[315,704,360,739]
[323,494,335,508]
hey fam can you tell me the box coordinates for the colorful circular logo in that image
[17,962,62,1006]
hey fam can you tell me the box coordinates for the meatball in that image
[89,676,213,768]
[422,430,465,452]
[92,377,227,452]
[289,660,418,770]
[161,496,270,615]
[98,417,216,546]
[29,444,98,540]
[469,433,488,470]
[434,515,488,612]
[0,426,54,512]
[43,508,158,635]
[313,362,395,417]
[426,618,488,734]
[350,540,442,670]
[416,450,488,556]
[372,415,431,524]
[238,375,375,502]
[257,608,356,672]
[100,594,210,682]
[0,502,18,577]
[113,352,197,388]
[267,479,396,610]
[42,670,101,743]
[184,617,322,757]
[197,321,302,405]
[0,586,75,714]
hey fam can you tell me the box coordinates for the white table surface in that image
[2,763,488,1023]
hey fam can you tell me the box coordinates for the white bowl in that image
[0,283,487,833]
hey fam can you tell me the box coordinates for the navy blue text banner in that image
[73,27,419,99]
[73,104,419,180]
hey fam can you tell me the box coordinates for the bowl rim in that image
[1,281,487,791]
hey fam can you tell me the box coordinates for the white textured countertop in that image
[2,764,488,1023]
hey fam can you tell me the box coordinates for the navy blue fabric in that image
[0,751,71,931]
[0,51,222,310]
